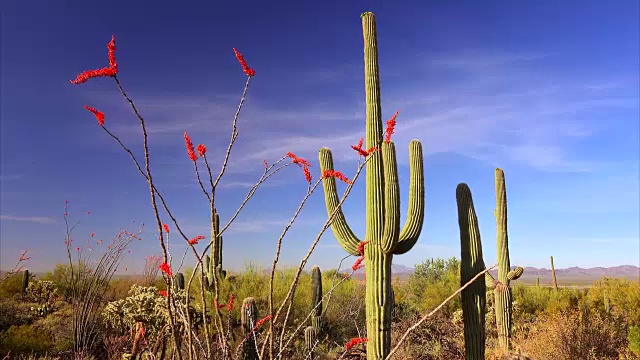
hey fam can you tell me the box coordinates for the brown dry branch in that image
[385,264,498,360]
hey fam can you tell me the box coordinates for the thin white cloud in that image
[0,215,56,224]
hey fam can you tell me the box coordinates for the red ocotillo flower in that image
[352,256,364,271]
[351,138,379,157]
[254,315,273,329]
[345,337,368,350]
[322,169,352,185]
[159,262,173,278]
[303,166,312,183]
[84,105,105,126]
[107,35,117,72]
[184,132,197,161]
[384,110,399,143]
[227,294,235,311]
[197,144,207,157]
[233,48,256,77]
[188,235,205,245]
[18,250,31,262]
[163,224,170,233]
[214,299,226,309]
[286,152,311,167]
[357,241,369,256]
[158,290,167,297]
[71,67,117,84]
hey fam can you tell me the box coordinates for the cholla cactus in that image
[26,280,57,305]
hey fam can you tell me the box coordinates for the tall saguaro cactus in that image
[550,255,558,292]
[318,12,425,359]
[486,168,524,351]
[456,184,487,360]
[204,208,225,291]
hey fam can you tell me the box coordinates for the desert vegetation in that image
[1,10,638,360]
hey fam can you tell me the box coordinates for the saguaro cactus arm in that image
[319,148,361,256]
[394,140,425,254]
[381,142,400,253]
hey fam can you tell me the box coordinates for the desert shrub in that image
[389,313,464,360]
[0,324,54,355]
[40,263,91,302]
[629,325,640,356]
[520,307,629,360]
[32,301,74,353]
[0,300,34,332]
[586,277,640,324]
[399,257,461,315]
[0,272,25,300]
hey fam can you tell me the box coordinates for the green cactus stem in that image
[310,266,324,333]
[22,269,30,294]
[318,12,425,359]
[550,255,558,292]
[174,272,185,291]
[204,208,225,291]
[456,184,487,360]
[485,168,523,351]
[604,292,611,315]
[304,326,318,360]
[536,277,540,288]
[241,297,259,360]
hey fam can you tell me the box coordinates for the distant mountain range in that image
[351,264,640,283]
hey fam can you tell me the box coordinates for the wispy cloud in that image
[0,215,56,224]
[80,49,638,174]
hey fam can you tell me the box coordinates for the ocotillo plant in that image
[456,184,487,360]
[318,12,425,359]
[204,208,226,292]
[304,326,318,360]
[550,255,558,292]
[310,266,324,333]
[22,269,30,294]
[486,168,524,351]
[241,297,259,360]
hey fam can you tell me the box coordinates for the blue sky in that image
[1,1,639,275]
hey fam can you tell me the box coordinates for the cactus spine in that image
[456,184,486,360]
[304,326,318,360]
[22,269,30,294]
[486,168,523,351]
[550,255,558,292]
[204,208,225,292]
[318,12,425,359]
[310,266,324,333]
[241,297,259,360]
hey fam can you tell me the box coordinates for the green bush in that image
[0,324,53,355]
[629,325,640,356]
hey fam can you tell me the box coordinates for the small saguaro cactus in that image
[536,277,540,288]
[204,208,226,292]
[241,297,259,360]
[304,326,318,360]
[173,272,185,291]
[485,168,524,351]
[22,269,30,294]
[456,184,487,360]
[550,255,558,292]
[310,266,324,333]
[318,12,425,359]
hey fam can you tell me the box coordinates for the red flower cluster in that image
[184,132,197,161]
[197,144,207,157]
[352,257,364,271]
[84,105,105,126]
[351,138,379,157]
[227,294,235,311]
[70,35,119,84]
[159,262,173,278]
[286,152,312,182]
[322,169,352,185]
[158,290,168,297]
[345,337,368,350]
[384,110,399,143]
[357,241,368,256]
[233,48,256,77]
[188,235,205,245]
[163,224,170,233]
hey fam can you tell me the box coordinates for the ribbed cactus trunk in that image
[492,169,523,351]
[241,297,259,360]
[304,326,318,360]
[310,266,324,332]
[457,184,486,360]
[204,208,225,291]
[318,12,425,359]
[550,256,558,292]
[22,269,30,294]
